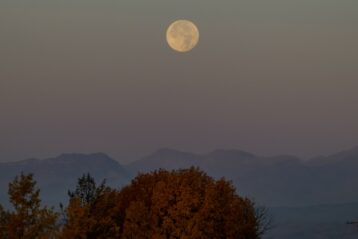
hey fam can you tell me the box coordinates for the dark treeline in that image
[0,167,270,239]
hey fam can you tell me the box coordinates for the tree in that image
[67,173,107,207]
[6,173,58,239]
[119,168,264,239]
[0,204,10,238]
[255,204,273,237]
[60,168,270,238]
[60,173,120,239]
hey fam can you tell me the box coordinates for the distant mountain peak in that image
[56,152,113,161]
[208,149,256,159]
[58,152,107,157]
[155,148,185,154]
[149,148,198,158]
[41,153,123,170]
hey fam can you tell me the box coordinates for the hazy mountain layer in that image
[1,147,358,207]
[129,147,358,207]
[1,148,358,238]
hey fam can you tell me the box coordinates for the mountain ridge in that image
[1,146,358,208]
[1,148,358,239]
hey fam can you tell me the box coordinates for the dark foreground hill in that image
[1,147,358,238]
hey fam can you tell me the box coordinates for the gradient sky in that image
[1,0,357,162]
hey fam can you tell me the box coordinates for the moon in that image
[166,20,200,53]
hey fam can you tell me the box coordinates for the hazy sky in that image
[1,0,357,162]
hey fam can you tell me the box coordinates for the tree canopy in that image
[0,173,58,239]
[1,168,269,239]
[61,168,266,238]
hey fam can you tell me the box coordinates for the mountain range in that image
[1,147,358,238]
[1,147,358,207]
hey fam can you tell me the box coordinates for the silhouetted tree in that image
[255,204,273,237]
[67,173,107,206]
[60,173,119,239]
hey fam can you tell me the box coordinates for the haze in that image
[0,0,357,162]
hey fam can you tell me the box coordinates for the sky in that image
[0,0,357,163]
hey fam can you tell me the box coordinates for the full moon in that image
[166,20,200,53]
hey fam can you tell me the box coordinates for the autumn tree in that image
[60,168,269,239]
[119,167,264,239]
[0,204,10,238]
[60,168,267,239]
[4,173,58,239]
[60,173,120,239]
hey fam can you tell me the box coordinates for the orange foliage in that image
[1,173,58,239]
[60,168,262,239]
